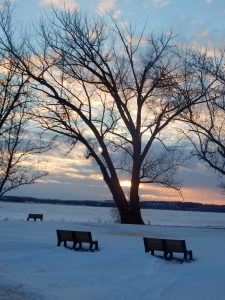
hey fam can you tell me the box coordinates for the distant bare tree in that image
[0,4,215,223]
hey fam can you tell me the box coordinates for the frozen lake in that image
[1,201,225,228]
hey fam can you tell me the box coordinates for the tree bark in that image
[119,204,144,225]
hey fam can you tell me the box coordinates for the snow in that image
[0,202,225,300]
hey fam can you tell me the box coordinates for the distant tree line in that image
[0,1,225,224]
[2,196,225,214]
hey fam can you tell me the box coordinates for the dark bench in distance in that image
[27,213,43,221]
[56,229,99,252]
[143,237,193,261]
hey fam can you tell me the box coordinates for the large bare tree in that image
[0,4,215,223]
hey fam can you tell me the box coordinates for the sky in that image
[3,0,225,205]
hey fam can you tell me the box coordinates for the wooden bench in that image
[143,237,193,261]
[56,229,99,252]
[27,213,43,221]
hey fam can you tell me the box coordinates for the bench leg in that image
[72,241,79,250]
[57,240,61,247]
[95,241,99,250]
[143,238,150,253]
[90,241,98,252]
[165,252,173,260]
[150,250,154,256]
[184,250,193,260]
[73,242,83,251]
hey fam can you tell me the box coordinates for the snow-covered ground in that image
[0,202,225,300]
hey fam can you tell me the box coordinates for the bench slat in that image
[165,239,186,253]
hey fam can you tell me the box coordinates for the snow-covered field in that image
[0,202,225,300]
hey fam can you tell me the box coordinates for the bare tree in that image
[0,45,50,197]
[0,5,214,223]
[179,49,225,177]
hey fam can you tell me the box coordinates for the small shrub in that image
[110,207,121,224]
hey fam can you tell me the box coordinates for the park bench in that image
[143,237,193,261]
[27,213,43,221]
[56,229,99,252]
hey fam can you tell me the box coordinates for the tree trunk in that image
[128,185,145,225]
[120,208,145,225]
[124,155,144,224]
[116,190,144,225]
[110,182,145,225]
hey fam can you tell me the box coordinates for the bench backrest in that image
[75,231,92,242]
[57,229,74,241]
[28,213,43,219]
[165,239,186,253]
[57,230,93,242]
[143,237,165,252]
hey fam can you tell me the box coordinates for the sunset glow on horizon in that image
[120,180,131,188]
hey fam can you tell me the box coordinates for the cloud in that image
[97,0,117,15]
[139,182,225,205]
[112,10,123,18]
[196,28,211,39]
[192,20,203,25]
[205,0,213,3]
[39,0,79,11]
[152,0,170,7]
